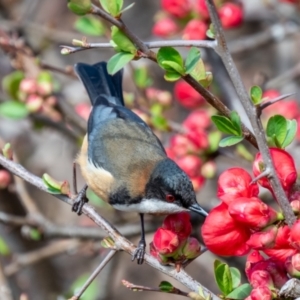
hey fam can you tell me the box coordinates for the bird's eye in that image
[166,194,175,202]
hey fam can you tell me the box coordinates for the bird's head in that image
[143,158,208,217]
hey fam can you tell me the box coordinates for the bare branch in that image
[0,261,13,300]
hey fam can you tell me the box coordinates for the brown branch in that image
[0,154,221,300]
[0,261,13,300]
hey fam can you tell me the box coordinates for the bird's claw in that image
[72,185,88,215]
[132,241,146,265]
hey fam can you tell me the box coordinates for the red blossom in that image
[219,3,243,29]
[246,226,278,250]
[253,148,297,194]
[228,197,279,229]
[263,225,298,263]
[201,203,251,256]
[175,155,202,178]
[249,270,274,289]
[152,18,178,37]
[285,253,300,278]
[19,78,37,94]
[247,286,272,300]
[162,212,192,241]
[217,168,259,205]
[161,0,192,18]
[153,227,180,255]
[182,20,207,40]
[195,0,209,19]
[169,134,199,157]
[183,110,211,131]
[290,219,300,250]
[174,80,205,109]
[0,170,11,189]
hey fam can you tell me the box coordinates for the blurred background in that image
[0,0,300,299]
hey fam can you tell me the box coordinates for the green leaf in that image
[250,86,263,105]
[70,274,98,300]
[67,0,91,15]
[236,144,254,161]
[2,143,13,160]
[162,61,184,75]
[0,101,29,119]
[185,47,201,74]
[0,237,10,256]
[157,47,184,73]
[230,111,242,136]
[99,0,123,17]
[219,136,244,147]
[206,23,215,39]
[208,131,222,153]
[74,16,105,36]
[159,281,174,292]
[226,284,252,300]
[214,263,233,296]
[29,228,42,241]
[230,267,241,289]
[151,115,169,131]
[211,115,239,135]
[111,26,136,53]
[100,236,115,248]
[266,115,287,148]
[199,71,213,88]
[134,67,152,88]
[164,70,181,82]
[282,119,297,148]
[120,2,135,14]
[42,173,62,194]
[214,259,223,271]
[2,71,24,100]
[107,52,135,75]
[190,59,206,82]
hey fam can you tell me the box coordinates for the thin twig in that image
[0,154,220,300]
[72,250,117,300]
[0,261,13,300]
[205,0,296,226]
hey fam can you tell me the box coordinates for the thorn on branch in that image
[251,168,271,184]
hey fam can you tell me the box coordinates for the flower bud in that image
[289,220,300,250]
[201,161,216,179]
[19,78,37,94]
[253,148,297,194]
[183,110,211,131]
[195,0,209,20]
[219,3,243,29]
[163,212,191,241]
[249,286,272,300]
[153,227,180,255]
[182,20,207,40]
[290,200,300,213]
[246,226,278,250]
[170,134,199,157]
[0,170,11,189]
[182,237,201,259]
[175,155,202,178]
[146,88,172,106]
[161,0,192,18]
[26,94,43,113]
[75,103,91,121]
[152,18,178,37]
[217,168,259,205]
[37,81,52,96]
[228,197,279,229]
[250,270,274,289]
[285,253,300,277]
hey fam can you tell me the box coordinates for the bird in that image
[73,61,208,264]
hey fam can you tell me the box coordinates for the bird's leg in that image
[132,213,146,265]
[72,162,89,215]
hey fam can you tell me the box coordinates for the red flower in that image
[153,227,180,255]
[202,203,251,256]
[174,80,205,109]
[19,78,37,94]
[182,20,207,40]
[249,270,274,289]
[263,225,298,262]
[183,110,211,131]
[219,3,243,29]
[161,0,192,18]
[290,219,300,250]
[152,18,178,37]
[0,170,11,189]
[162,212,192,241]
[247,286,272,300]
[170,134,199,157]
[195,0,209,19]
[246,226,278,250]
[217,168,259,205]
[228,197,278,229]
[253,148,297,194]
[285,253,300,278]
[175,155,202,178]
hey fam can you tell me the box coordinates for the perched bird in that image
[73,61,208,264]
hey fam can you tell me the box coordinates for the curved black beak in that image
[188,203,208,217]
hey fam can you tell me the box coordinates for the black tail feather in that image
[74,62,124,106]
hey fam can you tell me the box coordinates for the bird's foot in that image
[132,240,146,265]
[72,185,88,215]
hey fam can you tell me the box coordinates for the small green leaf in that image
[208,131,222,153]
[236,144,254,161]
[0,237,10,256]
[226,283,252,299]
[67,0,91,15]
[164,70,181,82]
[266,115,287,148]
[150,103,163,115]
[42,173,62,193]
[230,267,241,289]
[120,2,135,14]
[282,119,297,148]
[159,281,174,292]
[211,115,239,135]
[219,136,244,147]
[2,143,13,160]
[230,111,242,136]
[206,23,215,39]
[100,236,115,248]
[111,26,136,53]
[107,52,135,75]
[70,274,98,300]
[190,59,206,82]
[29,228,42,241]
[151,115,169,131]
[185,47,201,74]
[99,0,123,17]
[74,16,105,36]
[250,86,263,105]
[2,71,24,100]
[134,67,152,88]
[214,263,233,296]
[0,101,29,119]
[157,47,184,73]
[199,71,213,88]
[162,61,184,75]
